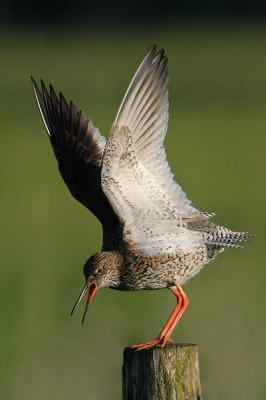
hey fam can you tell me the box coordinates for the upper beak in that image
[70,281,98,324]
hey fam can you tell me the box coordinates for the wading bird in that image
[32,45,250,350]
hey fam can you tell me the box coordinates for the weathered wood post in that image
[123,344,201,400]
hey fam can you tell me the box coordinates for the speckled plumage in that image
[32,45,252,350]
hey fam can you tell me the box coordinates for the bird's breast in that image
[118,246,209,291]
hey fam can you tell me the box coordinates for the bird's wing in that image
[31,78,118,231]
[102,46,210,255]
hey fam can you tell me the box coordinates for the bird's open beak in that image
[70,282,97,324]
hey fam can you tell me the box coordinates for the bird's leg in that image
[159,283,189,343]
[131,283,189,351]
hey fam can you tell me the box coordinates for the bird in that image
[31,45,251,351]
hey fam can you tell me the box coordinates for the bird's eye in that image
[97,267,103,274]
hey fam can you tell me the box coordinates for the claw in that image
[131,335,173,351]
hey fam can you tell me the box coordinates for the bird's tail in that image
[187,219,253,259]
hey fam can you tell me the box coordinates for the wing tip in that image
[31,76,107,167]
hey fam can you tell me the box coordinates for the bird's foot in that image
[131,335,173,351]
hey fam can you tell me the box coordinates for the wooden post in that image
[122,344,201,400]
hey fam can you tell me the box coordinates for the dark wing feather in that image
[31,77,120,247]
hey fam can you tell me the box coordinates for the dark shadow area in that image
[1,0,266,27]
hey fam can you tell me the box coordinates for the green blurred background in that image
[1,7,266,400]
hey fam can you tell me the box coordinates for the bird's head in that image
[70,251,122,323]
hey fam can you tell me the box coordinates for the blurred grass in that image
[0,23,265,399]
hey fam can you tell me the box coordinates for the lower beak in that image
[70,282,98,324]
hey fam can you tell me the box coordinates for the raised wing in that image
[102,46,208,255]
[31,78,117,229]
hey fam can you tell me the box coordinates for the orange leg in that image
[131,283,189,351]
